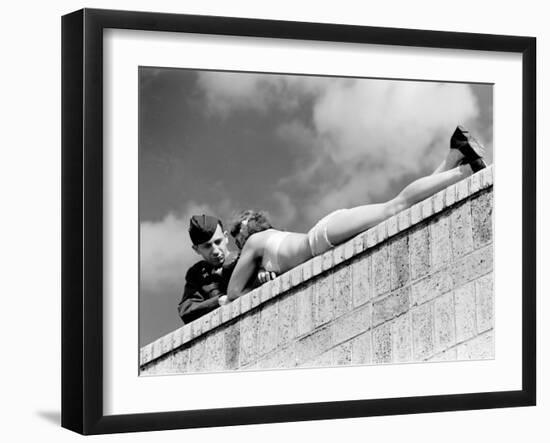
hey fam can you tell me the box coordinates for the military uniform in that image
[177,252,239,324]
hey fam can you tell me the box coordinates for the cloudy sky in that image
[139,67,493,346]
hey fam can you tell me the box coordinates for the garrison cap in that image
[189,215,222,245]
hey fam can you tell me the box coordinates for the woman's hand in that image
[218,295,229,306]
[257,269,277,285]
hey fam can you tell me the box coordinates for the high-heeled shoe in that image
[451,125,487,172]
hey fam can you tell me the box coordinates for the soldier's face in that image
[193,225,230,267]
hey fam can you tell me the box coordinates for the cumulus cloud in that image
[196,71,330,117]
[140,202,213,295]
[270,191,298,229]
[300,80,479,221]
[195,71,482,229]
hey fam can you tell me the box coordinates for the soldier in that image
[177,214,274,323]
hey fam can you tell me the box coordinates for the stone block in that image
[421,198,434,220]
[240,293,252,315]
[428,348,457,362]
[239,311,260,366]
[140,344,152,366]
[409,225,430,280]
[410,203,422,225]
[250,289,262,309]
[397,208,411,232]
[455,282,477,343]
[470,171,482,194]
[224,323,241,370]
[411,268,453,306]
[181,324,192,345]
[366,228,378,249]
[390,235,410,290]
[139,364,154,376]
[291,265,304,288]
[372,246,391,296]
[256,344,297,370]
[352,255,372,307]
[433,189,446,213]
[430,213,451,270]
[373,287,410,326]
[476,274,494,333]
[412,303,434,361]
[302,259,313,282]
[161,334,174,355]
[333,244,346,265]
[322,250,334,271]
[172,330,183,351]
[456,178,469,201]
[481,167,493,188]
[372,323,392,364]
[445,184,457,207]
[353,234,365,255]
[333,266,352,318]
[456,331,494,360]
[312,256,323,276]
[258,302,278,357]
[171,349,190,373]
[333,303,372,344]
[201,315,211,336]
[188,337,208,372]
[351,331,372,365]
[313,273,334,327]
[160,355,178,374]
[387,215,398,237]
[302,350,333,368]
[270,277,282,298]
[391,313,412,363]
[433,292,456,353]
[151,339,163,361]
[452,245,493,288]
[344,238,355,261]
[221,303,232,324]
[333,342,352,366]
[204,329,225,372]
[450,201,474,259]
[296,326,333,366]
[189,319,204,342]
[230,297,242,320]
[281,272,291,293]
[145,357,164,375]
[471,191,493,248]
[296,285,314,337]
[377,221,388,243]
[209,308,222,330]
[278,294,296,346]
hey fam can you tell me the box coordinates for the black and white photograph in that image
[138,68,494,375]
[0,0,541,439]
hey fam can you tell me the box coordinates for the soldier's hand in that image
[218,295,229,306]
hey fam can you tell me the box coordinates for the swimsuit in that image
[262,230,290,273]
[307,209,348,256]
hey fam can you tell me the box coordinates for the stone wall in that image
[140,166,494,375]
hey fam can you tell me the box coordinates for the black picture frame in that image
[61,8,536,435]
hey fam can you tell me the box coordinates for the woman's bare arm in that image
[227,237,262,301]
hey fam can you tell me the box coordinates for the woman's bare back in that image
[269,231,312,273]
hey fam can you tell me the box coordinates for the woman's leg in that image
[432,148,464,174]
[326,162,472,246]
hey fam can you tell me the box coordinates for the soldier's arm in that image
[177,269,221,324]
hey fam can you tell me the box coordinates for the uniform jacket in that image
[177,252,239,324]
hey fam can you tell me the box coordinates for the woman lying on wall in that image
[221,126,487,304]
